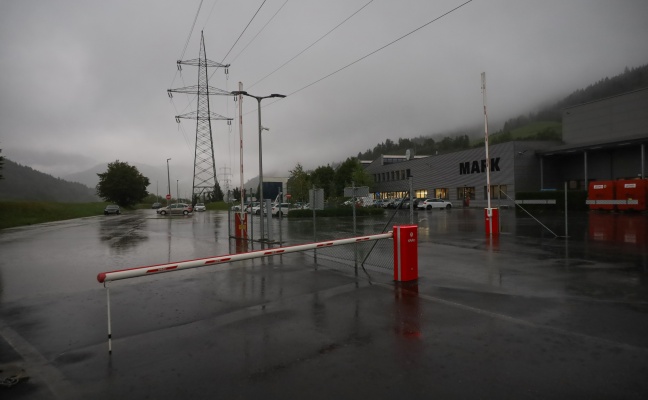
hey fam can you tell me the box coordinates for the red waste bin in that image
[393,225,418,282]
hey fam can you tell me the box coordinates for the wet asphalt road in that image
[1,209,648,399]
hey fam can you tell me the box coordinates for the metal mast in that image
[167,31,232,205]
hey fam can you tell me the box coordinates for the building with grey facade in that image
[364,88,648,208]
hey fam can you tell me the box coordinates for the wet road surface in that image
[1,209,648,399]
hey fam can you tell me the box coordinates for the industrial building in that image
[364,88,648,208]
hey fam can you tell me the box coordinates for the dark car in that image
[151,202,162,209]
[104,205,120,215]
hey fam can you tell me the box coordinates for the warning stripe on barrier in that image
[585,199,639,205]
[97,232,393,283]
[515,199,557,205]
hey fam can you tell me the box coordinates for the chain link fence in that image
[227,182,417,277]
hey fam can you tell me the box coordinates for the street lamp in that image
[166,158,172,206]
[230,90,286,240]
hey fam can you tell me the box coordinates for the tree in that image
[0,147,4,180]
[205,182,224,203]
[352,163,373,189]
[287,163,311,202]
[333,158,360,196]
[311,165,336,198]
[96,160,150,207]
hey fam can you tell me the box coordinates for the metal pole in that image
[313,185,317,264]
[482,72,493,236]
[228,190,232,238]
[176,180,179,202]
[352,182,357,273]
[564,181,569,238]
[105,283,112,354]
[257,97,265,241]
[166,158,171,206]
[237,83,246,241]
[409,176,414,225]
[641,143,645,179]
[278,192,283,248]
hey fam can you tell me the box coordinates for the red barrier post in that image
[393,225,418,282]
[484,208,500,235]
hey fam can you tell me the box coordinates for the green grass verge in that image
[0,201,110,230]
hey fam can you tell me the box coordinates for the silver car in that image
[157,203,193,215]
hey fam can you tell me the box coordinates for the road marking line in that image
[0,320,78,399]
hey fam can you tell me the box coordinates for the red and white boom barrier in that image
[98,227,418,354]
[97,232,395,284]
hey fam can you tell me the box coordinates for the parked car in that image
[418,198,453,210]
[151,202,162,209]
[251,203,267,215]
[194,203,206,212]
[271,202,291,217]
[104,205,120,215]
[157,203,193,215]
[387,198,402,209]
[382,199,395,208]
[373,199,385,208]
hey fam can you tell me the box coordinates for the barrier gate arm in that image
[97,232,393,283]
[98,232,394,354]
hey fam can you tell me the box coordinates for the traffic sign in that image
[166,194,171,200]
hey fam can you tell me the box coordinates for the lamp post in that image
[166,158,171,206]
[176,179,179,202]
[230,90,286,240]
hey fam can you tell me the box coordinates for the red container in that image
[393,225,418,282]
[588,181,615,210]
[615,179,647,211]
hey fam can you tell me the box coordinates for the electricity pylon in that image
[167,31,232,205]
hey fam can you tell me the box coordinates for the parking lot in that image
[1,208,648,399]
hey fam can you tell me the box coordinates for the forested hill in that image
[501,63,648,132]
[358,63,648,160]
[0,158,99,202]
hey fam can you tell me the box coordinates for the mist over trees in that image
[0,158,99,202]
[356,63,648,160]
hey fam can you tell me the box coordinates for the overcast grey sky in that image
[2,0,648,194]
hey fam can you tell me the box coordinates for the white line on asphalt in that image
[0,320,78,399]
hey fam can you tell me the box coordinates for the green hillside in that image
[0,158,99,202]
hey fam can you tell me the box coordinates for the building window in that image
[483,185,508,199]
[415,189,428,199]
[457,187,475,200]
[434,188,448,200]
